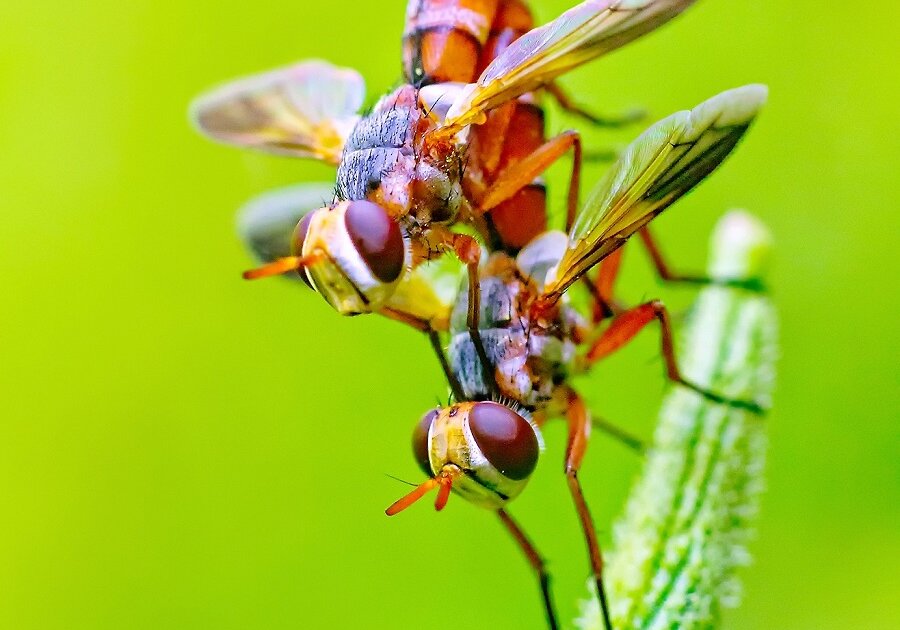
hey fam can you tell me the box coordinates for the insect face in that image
[301,200,408,315]
[392,401,542,515]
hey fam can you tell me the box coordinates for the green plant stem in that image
[576,211,777,630]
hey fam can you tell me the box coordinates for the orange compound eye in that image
[343,200,405,283]
[412,409,437,477]
[468,402,539,481]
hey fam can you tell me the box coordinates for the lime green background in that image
[1,1,897,628]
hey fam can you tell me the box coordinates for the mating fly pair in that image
[190,0,699,349]
[385,84,769,630]
[189,0,758,628]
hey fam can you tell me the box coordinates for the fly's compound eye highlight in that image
[468,401,539,481]
[343,200,405,284]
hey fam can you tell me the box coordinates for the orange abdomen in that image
[486,102,548,250]
[478,0,534,72]
[405,0,547,250]
[403,0,500,84]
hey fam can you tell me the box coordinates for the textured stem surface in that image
[576,211,778,630]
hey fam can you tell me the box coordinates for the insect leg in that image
[546,82,645,128]
[379,307,465,402]
[585,300,763,413]
[591,415,645,453]
[582,148,619,163]
[447,232,498,398]
[427,329,466,403]
[497,509,559,630]
[562,388,613,630]
[478,130,582,235]
[639,227,765,291]
[582,248,626,324]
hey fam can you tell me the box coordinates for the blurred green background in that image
[1,1,897,628]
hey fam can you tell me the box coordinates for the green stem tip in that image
[576,211,778,630]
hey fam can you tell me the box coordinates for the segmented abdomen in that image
[447,274,576,409]
[403,0,501,85]
[402,0,548,249]
[336,93,418,201]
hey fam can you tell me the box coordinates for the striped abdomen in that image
[403,0,500,85]
[447,264,578,410]
[336,87,419,202]
[336,85,462,225]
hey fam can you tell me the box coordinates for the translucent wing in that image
[543,84,768,299]
[440,0,696,133]
[190,61,364,164]
[237,183,335,264]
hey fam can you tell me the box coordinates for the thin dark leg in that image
[639,227,765,292]
[565,132,582,234]
[585,300,763,413]
[427,329,465,402]
[563,389,613,630]
[546,407,645,453]
[582,275,615,322]
[497,509,559,630]
[592,416,645,453]
[583,248,626,324]
[548,82,644,128]
[583,148,619,163]
[379,306,465,402]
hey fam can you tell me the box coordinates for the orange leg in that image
[497,509,559,630]
[638,226,710,285]
[586,300,763,413]
[582,248,626,324]
[547,82,644,128]
[479,130,582,234]
[563,389,613,630]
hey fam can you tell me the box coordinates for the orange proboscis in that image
[434,477,453,512]
[241,253,321,280]
[385,469,457,516]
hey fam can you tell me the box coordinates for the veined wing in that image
[190,61,364,164]
[237,183,334,264]
[543,84,768,299]
[439,0,696,133]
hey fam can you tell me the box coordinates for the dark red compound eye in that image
[468,402,539,480]
[412,409,437,477]
[290,212,316,288]
[343,200,405,283]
